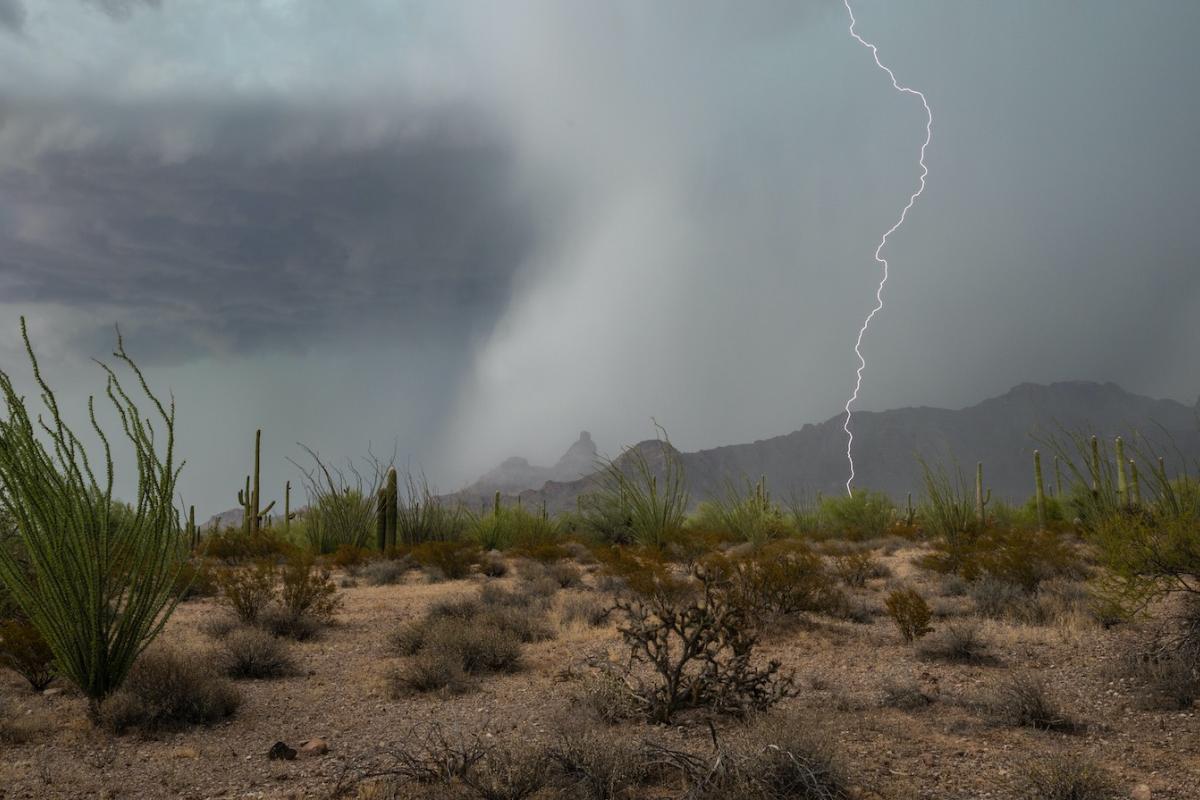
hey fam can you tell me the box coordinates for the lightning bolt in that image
[841,0,932,494]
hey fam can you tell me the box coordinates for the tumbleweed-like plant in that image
[0,318,186,710]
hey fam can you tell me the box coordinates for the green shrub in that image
[98,647,240,733]
[395,473,471,546]
[216,560,277,624]
[720,541,844,620]
[582,436,689,548]
[412,540,481,580]
[279,551,341,619]
[202,526,293,562]
[885,588,933,642]
[0,320,187,707]
[819,490,894,540]
[470,506,559,552]
[693,478,792,546]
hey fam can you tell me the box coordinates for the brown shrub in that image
[917,621,991,663]
[989,673,1078,732]
[412,541,481,580]
[390,648,471,696]
[217,628,295,679]
[1019,754,1118,800]
[98,647,241,734]
[559,594,610,628]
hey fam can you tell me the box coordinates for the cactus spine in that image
[975,462,991,526]
[1033,450,1046,530]
[1114,436,1128,507]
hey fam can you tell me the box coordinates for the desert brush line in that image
[841,0,933,493]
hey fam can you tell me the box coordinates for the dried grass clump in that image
[362,559,411,587]
[97,647,240,734]
[989,673,1079,732]
[881,679,936,710]
[1019,754,1119,800]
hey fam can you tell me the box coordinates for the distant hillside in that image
[460,382,1199,514]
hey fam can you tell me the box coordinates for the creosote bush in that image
[412,540,481,580]
[917,621,991,663]
[885,588,933,642]
[0,618,56,691]
[818,489,894,541]
[216,560,277,624]
[98,647,240,734]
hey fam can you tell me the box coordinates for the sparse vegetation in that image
[885,587,933,642]
[98,647,241,733]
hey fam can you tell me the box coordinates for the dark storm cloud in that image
[0,0,24,34]
[0,97,540,363]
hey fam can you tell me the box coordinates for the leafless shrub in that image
[461,745,552,800]
[989,673,1079,732]
[97,647,240,734]
[217,628,295,679]
[881,679,936,710]
[560,594,611,628]
[1019,753,1119,800]
[917,621,992,664]
[549,725,651,800]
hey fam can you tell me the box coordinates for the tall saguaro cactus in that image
[1090,435,1101,496]
[1129,460,1142,507]
[236,430,275,534]
[975,462,991,527]
[1033,450,1046,530]
[385,466,398,549]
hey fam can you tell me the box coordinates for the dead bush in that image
[461,745,552,800]
[0,618,55,691]
[576,670,641,724]
[989,673,1078,732]
[885,588,933,642]
[550,724,651,800]
[548,562,584,589]
[98,647,241,733]
[1019,754,1118,800]
[198,614,240,640]
[217,628,295,679]
[830,549,887,588]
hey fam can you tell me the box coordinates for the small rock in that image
[268,741,297,761]
[1131,785,1151,800]
[42,687,64,698]
[298,739,328,757]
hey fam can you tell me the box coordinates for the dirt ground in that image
[2,545,1199,799]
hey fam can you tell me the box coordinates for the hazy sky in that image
[1,1,1198,517]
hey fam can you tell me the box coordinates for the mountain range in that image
[452,381,1200,514]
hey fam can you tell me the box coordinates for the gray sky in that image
[1,1,1198,518]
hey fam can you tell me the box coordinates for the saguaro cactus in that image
[385,466,398,549]
[376,489,387,551]
[1115,436,1128,507]
[494,490,501,517]
[1054,456,1063,498]
[975,462,991,526]
[903,492,915,526]
[1033,450,1046,530]
[188,505,197,550]
[1090,435,1101,495]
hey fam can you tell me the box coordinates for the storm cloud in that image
[0,0,1198,517]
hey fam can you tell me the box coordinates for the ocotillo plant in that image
[0,319,186,707]
[1033,450,1046,530]
[975,462,991,526]
[385,466,398,549]
[1115,436,1128,507]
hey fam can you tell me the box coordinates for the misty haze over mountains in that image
[453,381,1200,514]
